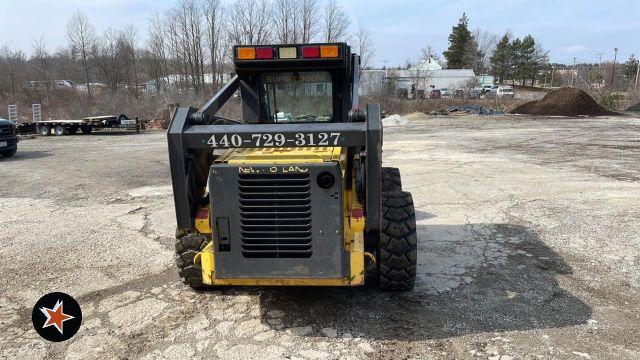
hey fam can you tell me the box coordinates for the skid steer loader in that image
[168,43,417,290]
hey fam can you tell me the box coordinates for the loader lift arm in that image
[167,103,381,238]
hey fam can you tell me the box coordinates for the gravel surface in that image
[1,115,639,359]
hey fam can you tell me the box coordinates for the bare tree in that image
[96,28,121,92]
[147,11,168,94]
[420,45,437,60]
[0,47,27,99]
[323,0,350,42]
[227,0,272,45]
[473,28,498,73]
[119,25,140,96]
[300,0,320,42]
[31,35,52,102]
[203,0,226,88]
[170,0,206,92]
[355,25,375,74]
[66,11,96,98]
[273,0,298,43]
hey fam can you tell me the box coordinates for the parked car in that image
[429,89,441,99]
[468,89,482,99]
[497,86,515,98]
[482,85,494,93]
[454,89,465,98]
[440,88,450,97]
[0,118,19,157]
[484,90,497,99]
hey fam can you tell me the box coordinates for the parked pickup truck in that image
[0,118,18,157]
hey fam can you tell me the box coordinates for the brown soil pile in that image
[511,101,537,114]
[510,87,616,116]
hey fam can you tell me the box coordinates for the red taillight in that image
[301,46,320,58]
[256,47,274,59]
[351,208,364,219]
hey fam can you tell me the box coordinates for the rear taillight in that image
[256,47,274,59]
[301,46,320,58]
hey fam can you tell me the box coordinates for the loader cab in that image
[232,43,356,124]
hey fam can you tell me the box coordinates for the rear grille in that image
[239,173,312,258]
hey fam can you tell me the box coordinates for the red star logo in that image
[40,300,75,334]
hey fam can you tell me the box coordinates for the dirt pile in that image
[510,87,615,116]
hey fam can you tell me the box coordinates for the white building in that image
[360,66,478,98]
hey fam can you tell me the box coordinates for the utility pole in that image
[611,48,618,90]
[596,53,604,67]
[636,62,640,87]
[550,64,555,88]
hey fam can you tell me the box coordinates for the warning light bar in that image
[235,44,342,61]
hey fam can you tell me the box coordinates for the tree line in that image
[0,0,374,103]
[440,13,548,86]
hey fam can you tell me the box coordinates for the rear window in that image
[260,71,333,123]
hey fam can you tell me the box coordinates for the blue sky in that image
[1,0,639,66]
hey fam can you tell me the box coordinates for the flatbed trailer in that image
[35,114,142,136]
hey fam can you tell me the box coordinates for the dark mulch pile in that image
[510,87,617,116]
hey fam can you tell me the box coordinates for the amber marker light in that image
[237,47,256,60]
[320,45,339,58]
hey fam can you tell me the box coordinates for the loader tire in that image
[175,233,210,289]
[382,167,402,192]
[379,190,417,291]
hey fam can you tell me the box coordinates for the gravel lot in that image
[1,115,639,359]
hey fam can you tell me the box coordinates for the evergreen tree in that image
[517,35,536,85]
[624,54,639,81]
[506,38,522,84]
[531,42,549,86]
[443,13,474,69]
[490,33,510,82]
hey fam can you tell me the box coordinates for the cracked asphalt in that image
[1,114,639,359]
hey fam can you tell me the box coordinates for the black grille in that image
[0,125,10,137]
[239,173,312,258]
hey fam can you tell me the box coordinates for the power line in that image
[595,53,604,66]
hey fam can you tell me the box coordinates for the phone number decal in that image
[207,132,342,148]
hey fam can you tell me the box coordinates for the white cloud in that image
[564,45,588,53]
